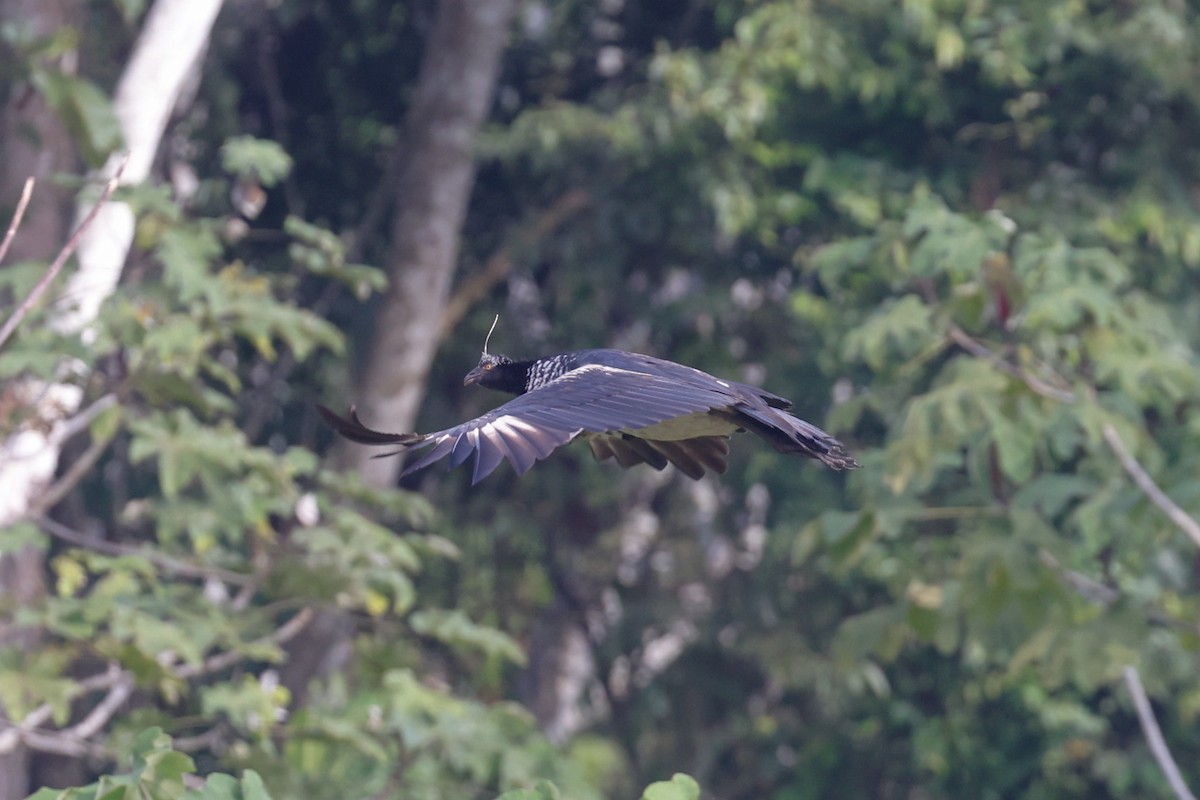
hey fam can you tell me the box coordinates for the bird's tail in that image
[726,406,859,470]
[316,405,425,455]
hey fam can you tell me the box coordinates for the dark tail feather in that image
[723,407,859,470]
[316,404,425,448]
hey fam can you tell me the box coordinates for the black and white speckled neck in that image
[525,354,576,391]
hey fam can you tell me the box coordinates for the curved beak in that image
[463,366,486,386]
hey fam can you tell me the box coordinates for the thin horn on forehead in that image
[482,314,500,355]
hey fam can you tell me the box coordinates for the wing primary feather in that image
[401,436,456,476]
[491,423,542,475]
[481,428,525,475]
[503,420,567,461]
[471,433,506,484]
[450,430,476,468]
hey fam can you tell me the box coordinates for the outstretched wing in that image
[319,364,738,484]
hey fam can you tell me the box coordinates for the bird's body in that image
[318,347,858,484]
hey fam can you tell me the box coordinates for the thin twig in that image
[946,324,1074,403]
[0,155,129,350]
[1123,665,1198,800]
[0,664,125,755]
[23,394,119,516]
[1037,549,1119,606]
[1102,423,1200,551]
[172,724,227,753]
[0,177,35,266]
[63,674,135,741]
[34,515,255,587]
[55,392,119,443]
[16,727,109,759]
[28,432,112,517]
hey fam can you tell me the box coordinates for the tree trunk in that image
[334,0,518,487]
[0,2,82,793]
[0,1,225,794]
[286,0,517,707]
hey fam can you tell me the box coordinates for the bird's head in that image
[463,352,520,389]
[463,314,529,393]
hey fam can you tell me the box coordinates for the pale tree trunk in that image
[0,1,224,795]
[334,0,519,487]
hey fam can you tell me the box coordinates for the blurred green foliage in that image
[2,0,1198,798]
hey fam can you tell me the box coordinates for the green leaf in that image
[32,70,123,167]
[409,609,527,665]
[495,781,561,800]
[139,749,195,795]
[182,774,239,800]
[239,771,272,800]
[983,408,1036,484]
[843,294,935,371]
[806,236,877,286]
[641,774,701,800]
[1011,474,1097,517]
[0,520,49,552]
[832,605,910,665]
[221,136,293,186]
[90,402,123,444]
[156,226,224,304]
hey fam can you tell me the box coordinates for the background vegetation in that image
[1,0,1198,798]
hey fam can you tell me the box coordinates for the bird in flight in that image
[319,323,858,485]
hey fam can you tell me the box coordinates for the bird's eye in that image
[482,363,493,370]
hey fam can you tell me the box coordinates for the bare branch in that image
[55,392,119,443]
[0,156,129,350]
[1037,549,1119,606]
[172,724,227,753]
[1123,665,1198,800]
[0,664,125,755]
[61,674,135,742]
[15,728,109,759]
[0,707,54,756]
[20,394,119,516]
[0,608,314,756]
[176,607,314,678]
[948,325,1200,551]
[1102,423,1200,551]
[0,177,34,266]
[28,430,111,517]
[946,325,1074,403]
